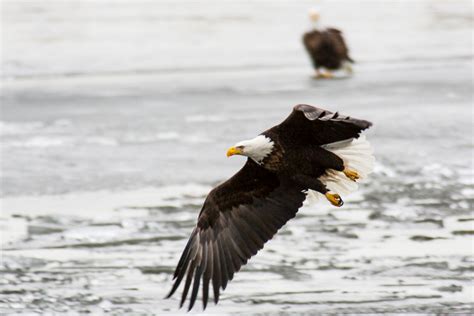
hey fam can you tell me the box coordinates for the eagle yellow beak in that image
[226,146,242,157]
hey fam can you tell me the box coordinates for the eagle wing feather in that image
[166,159,306,310]
[277,104,372,145]
[326,28,353,62]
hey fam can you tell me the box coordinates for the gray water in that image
[1,0,473,314]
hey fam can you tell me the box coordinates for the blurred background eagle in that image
[303,8,354,78]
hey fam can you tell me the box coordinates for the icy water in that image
[1,0,473,314]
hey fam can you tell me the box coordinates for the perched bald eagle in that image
[303,9,354,78]
[166,104,374,310]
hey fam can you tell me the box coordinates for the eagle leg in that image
[343,168,359,182]
[312,148,345,172]
[292,174,344,207]
[343,62,353,75]
[292,174,327,193]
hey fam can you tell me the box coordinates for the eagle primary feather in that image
[167,104,374,310]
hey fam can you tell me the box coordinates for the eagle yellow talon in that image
[316,71,333,79]
[344,168,359,181]
[325,192,344,207]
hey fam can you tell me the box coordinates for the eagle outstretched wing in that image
[166,159,306,310]
[277,104,372,146]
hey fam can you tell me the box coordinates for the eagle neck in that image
[260,138,284,172]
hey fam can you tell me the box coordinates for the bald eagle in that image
[303,9,354,78]
[166,104,374,310]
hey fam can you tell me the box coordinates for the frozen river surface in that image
[1,0,473,314]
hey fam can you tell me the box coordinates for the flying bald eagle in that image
[166,104,374,310]
[303,9,354,78]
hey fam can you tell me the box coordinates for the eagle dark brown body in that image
[166,105,373,310]
[303,28,353,73]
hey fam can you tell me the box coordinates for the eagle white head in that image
[227,135,274,164]
[309,8,320,27]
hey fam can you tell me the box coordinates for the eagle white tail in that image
[306,135,375,204]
